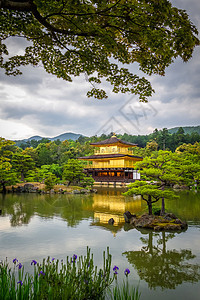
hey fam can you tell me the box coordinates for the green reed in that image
[110,280,141,300]
[0,247,140,300]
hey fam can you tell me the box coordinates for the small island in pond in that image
[124,211,188,231]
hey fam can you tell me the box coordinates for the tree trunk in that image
[161,185,165,215]
[161,197,165,215]
[21,172,25,182]
[162,232,166,255]
[2,183,6,194]
[148,232,153,255]
[147,195,152,215]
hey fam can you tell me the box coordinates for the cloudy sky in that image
[0,0,200,140]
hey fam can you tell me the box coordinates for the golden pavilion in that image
[79,134,143,183]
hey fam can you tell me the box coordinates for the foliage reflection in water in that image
[123,230,200,290]
[0,189,200,300]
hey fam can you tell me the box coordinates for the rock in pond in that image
[124,211,136,223]
[108,218,115,225]
[123,211,188,231]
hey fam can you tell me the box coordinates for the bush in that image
[44,174,58,191]
[79,175,95,188]
[152,206,161,216]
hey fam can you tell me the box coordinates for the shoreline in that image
[4,182,97,195]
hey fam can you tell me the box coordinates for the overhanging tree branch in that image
[0,0,32,11]
[0,0,199,100]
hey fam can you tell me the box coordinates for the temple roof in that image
[90,135,137,147]
[79,154,143,160]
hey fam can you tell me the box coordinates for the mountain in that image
[51,132,82,141]
[24,135,44,141]
[168,125,200,135]
[15,132,83,144]
[13,126,200,146]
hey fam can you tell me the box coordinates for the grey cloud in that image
[172,0,200,27]
[148,49,200,105]
[0,102,39,119]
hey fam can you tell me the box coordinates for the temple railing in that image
[92,176,134,182]
[84,162,136,169]
[94,149,133,155]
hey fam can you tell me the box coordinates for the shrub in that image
[152,206,161,216]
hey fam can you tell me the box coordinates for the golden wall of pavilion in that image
[86,157,142,169]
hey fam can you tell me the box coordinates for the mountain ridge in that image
[14,132,83,143]
[13,125,200,143]
[167,125,200,135]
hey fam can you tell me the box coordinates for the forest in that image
[0,127,200,193]
[17,127,200,151]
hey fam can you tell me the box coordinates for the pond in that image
[0,188,200,299]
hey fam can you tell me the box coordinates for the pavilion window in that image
[109,172,115,176]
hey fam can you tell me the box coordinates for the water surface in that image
[0,189,200,299]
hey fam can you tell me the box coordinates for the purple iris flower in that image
[18,263,22,270]
[72,254,77,262]
[84,279,89,284]
[113,265,119,275]
[17,280,23,286]
[13,258,18,264]
[31,260,37,265]
[39,270,45,276]
[124,268,130,276]
[52,258,55,262]
[113,266,119,271]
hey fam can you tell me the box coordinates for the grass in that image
[0,248,140,300]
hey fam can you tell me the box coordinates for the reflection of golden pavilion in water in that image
[79,134,143,184]
[91,192,144,236]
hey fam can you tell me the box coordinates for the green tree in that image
[44,174,59,191]
[134,151,186,214]
[36,143,53,166]
[48,141,60,163]
[123,181,178,215]
[62,159,93,187]
[62,159,85,186]
[0,1,199,100]
[80,176,94,189]
[183,160,200,188]
[49,164,63,179]
[0,138,18,193]
[24,164,62,182]
[0,160,18,193]
[22,147,38,162]
[175,143,200,188]
[11,152,35,181]
[157,128,170,150]
[24,169,38,182]
[37,165,54,182]
[175,142,200,157]
[190,132,200,144]
[146,140,158,152]
[150,128,160,142]
[174,127,186,146]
